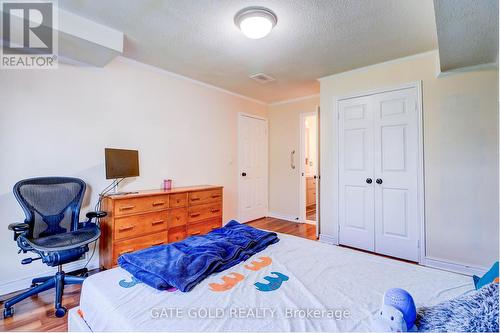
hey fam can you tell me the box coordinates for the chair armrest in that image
[86,211,107,220]
[8,222,29,232]
[8,223,29,241]
[80,211,107,228]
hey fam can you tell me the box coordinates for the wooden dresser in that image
[306,176,316,208]
[99,185,223,269]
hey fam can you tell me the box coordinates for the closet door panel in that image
[373,88,420,262]
[338,97,375,251]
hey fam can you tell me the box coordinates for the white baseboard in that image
[0,259,99,296]
[319,233,338,245]
[422,257,488,277]
[267,212,300,223]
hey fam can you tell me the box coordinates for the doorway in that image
[299,111,318,225]
[238,113,269,222]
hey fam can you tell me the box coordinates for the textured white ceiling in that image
[60,0,437,103]
[434,0,499,72]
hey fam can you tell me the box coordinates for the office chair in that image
[3,177,105,318]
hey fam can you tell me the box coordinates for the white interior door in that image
[373,88,420,262]
[338,96,375,251]
[238,114,268,222]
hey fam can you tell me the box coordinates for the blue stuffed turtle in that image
[372,288,417,332]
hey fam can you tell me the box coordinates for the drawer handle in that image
[151,220,165,226]
[189,231,201,236]
[119,248,134,255]
[151,241,164,246]
[191,197,200,201]
[190,213,201,218]
[211,226,219,230]
[119,205,135,211]
[152,201,166,206]
[211,195,221,198]
[211,209,220,213]
[118,226,134,232]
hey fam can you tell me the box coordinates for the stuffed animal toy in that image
[371,288,417,332]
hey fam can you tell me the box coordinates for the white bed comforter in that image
[79,233,472,331]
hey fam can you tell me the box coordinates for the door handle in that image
[290,150,296,169]
[366,178,372,184]
[376,178,383,184]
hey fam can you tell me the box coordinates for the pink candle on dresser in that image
[163,179,172,190]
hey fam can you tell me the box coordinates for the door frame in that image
[237,112,269,223]
[299,111,318,225]
[334,81,425,264]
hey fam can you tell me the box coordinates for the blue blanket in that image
[118,220,279,292]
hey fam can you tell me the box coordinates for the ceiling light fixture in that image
[234,7,277,39]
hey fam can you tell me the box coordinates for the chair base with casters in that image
[4,177,106,319]
[3,265,87,318]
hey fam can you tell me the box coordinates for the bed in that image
[69,233,473,331]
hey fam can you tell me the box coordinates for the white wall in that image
[268,96,319,220]
[319,51,499,272]
[0,57,267,294]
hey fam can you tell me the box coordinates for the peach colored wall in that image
[268,96,319,220]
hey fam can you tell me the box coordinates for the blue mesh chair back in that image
[13,177,86,239]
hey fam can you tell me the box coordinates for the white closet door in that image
[338,96,375,251]
[372,88,419,262]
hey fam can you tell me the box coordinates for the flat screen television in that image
[105,148,139,179]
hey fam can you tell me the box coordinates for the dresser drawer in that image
[186,219,221,237]
[168,226,187,243]
[188,202,222,223]
[114,195,169,216]
[168,208,188,228]
[114,211,168,241]
[188,189,222,206]
[170,193,188,208]
[306,177,316,189]
[113,231,168,263]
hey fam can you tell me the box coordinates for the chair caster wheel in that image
[3,307,14,318]
[55,306,67,318]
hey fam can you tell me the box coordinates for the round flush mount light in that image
[234,7,277,39]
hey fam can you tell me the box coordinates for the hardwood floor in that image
[0,217,316,332]
[0,282,83,332]
[247,217,317,240]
